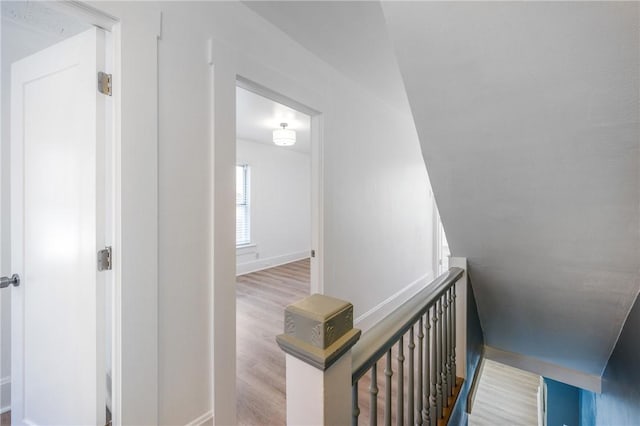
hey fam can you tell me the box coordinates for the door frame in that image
[235,76,324,294]
[41,2,122,423]
[209,37,329,423]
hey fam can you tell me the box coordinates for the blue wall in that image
[580,293,640,425]
[449,278,484,426]
[545,378,580,426]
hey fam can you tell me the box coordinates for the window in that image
[236,164,250,245]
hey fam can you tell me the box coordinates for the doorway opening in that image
[1,2,117,425]
[234,80,320,424]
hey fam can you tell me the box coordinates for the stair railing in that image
[351,268,464,426]
[277,266,466,426]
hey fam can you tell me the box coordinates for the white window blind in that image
[236,164,250,245]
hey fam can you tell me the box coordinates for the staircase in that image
[277,259,475,425]
[468,359,541,426]
[351,267,464,426]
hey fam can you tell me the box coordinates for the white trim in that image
[483,345,602,393]
[309,113,324,295]
[110,20,123,426]
[185,410,213,426]
[210,34,330,423]
[236,243,256,251]
[84,3,162,424]
[432,199,440,277]
[236,76,319,115]
[47,1,118,31]
[450,257,468,379]
[538,376,546,426]
[207,45,220,425]
[236,251,310,276]
[236,244,257,263]
[355,272,435,332]
[209,37,239,425]
[466,353,485,414]
[1,376,10,414]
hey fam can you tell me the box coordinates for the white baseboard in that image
[466,349,486,414]
[185,410,213,426]
[355,271,435,332]
[1,375,10,414]
[236,250,309,276]
[484,345,602,393]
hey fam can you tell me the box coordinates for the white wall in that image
[56,1,436,423]
[236,138,311,275]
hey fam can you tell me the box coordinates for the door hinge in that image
[98,72,112,96]
[98,246,112,271]
[311,249,316,258]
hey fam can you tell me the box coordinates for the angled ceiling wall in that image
[382,1,640,376]
[244,0,410,112]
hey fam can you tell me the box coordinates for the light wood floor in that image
[236,259,310,426]
[469,359,540,426]
[236,261,462,426]
[2,259,462,426]
[0,260,309,426]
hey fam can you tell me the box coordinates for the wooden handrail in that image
[351,267,464,384]
[350,267,464,425]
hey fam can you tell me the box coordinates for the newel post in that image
[276,294,361,426]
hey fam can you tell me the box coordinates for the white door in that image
[10,27,107,425]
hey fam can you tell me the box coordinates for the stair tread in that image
[469,360,540,426]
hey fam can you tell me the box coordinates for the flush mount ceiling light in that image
[273,122,296,146]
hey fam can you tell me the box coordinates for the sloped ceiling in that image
[382,2,640,376]
[245,0,640,378]
[243,1,409,112]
